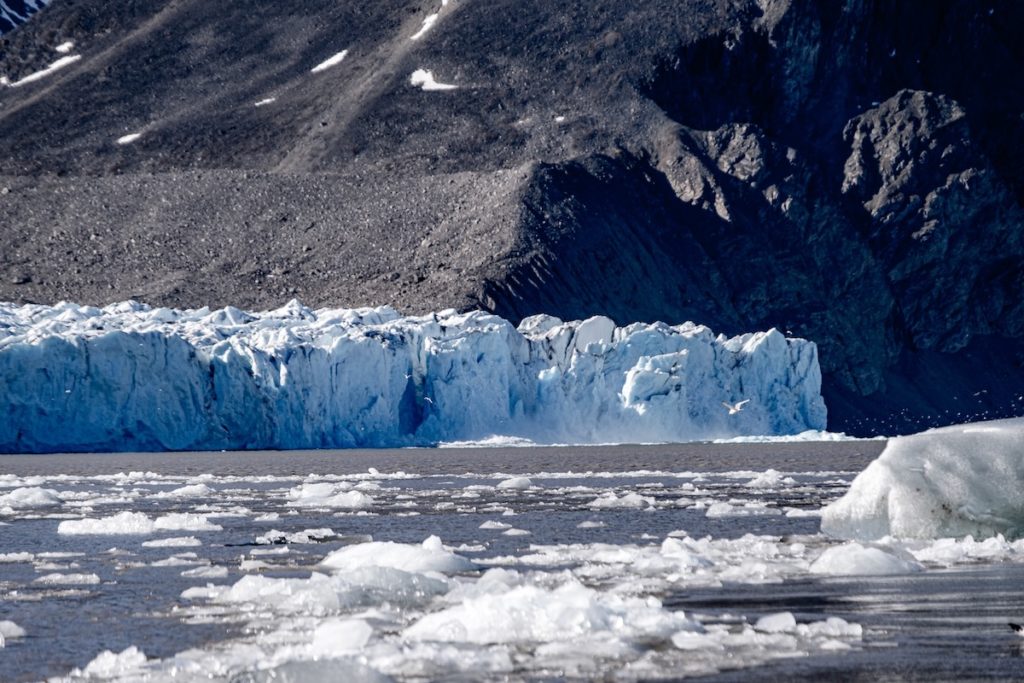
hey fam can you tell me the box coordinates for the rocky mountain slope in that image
[0,0,1021,435]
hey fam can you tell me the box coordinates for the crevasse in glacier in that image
[0,300,826,452]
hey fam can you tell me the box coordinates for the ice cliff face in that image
[0,301,825,453]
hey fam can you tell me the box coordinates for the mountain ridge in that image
[1,0,1022,435]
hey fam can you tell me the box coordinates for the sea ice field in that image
[3,427,1024,682]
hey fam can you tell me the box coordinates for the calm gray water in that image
[2,442,1023,682]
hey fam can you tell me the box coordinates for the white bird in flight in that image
[722,399,751,415]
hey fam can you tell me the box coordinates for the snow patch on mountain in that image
[410,0,449,41]
[410,69,457,91]
[310,49,348,74]
[1,54,79,87]
[0,301,826,453]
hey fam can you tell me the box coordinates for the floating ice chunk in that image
[705,501,781,517]
[256,528,334,544]
[800,617,863,639]
[254,97,276,107]
[410,69,457,91]
[784,507,822,518]
[908,534,1024,566]
[288,482,373,509]
[208,566,447,614]
[809,542,923,576]
[154,483,214,498]
[154,513,222,531]
[181,565,228,579]
[502,528,530,536]
[80,646,147,678]
[404,578,698,644]
[588,492,655,509]
[496,476,533,490]
[821,419,1024,540]
[577,520,606,529]
[311,49,348,73]
[239,659,391,683]
[321,535,474,573]
[660,537,713,569]
[310,618,374,655]
[0,552,33,562]
[34,572,101,585]
[58,511,155,535]
[755,611,797,633]
[116,132,142,145]
[55,41,74,53]
[745,470,796,488]
[0,621,25,640]
[2,54,81,87]
[0,486,62,508]
[479,520,512,530]
[142,536,202,548]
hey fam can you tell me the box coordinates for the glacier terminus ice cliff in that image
[0,301,826,453]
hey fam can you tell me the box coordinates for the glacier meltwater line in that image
[0,300,826,452]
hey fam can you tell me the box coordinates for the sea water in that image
[1,442,1023,681]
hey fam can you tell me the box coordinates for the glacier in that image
[0,300,826,453]
[821,418,1024,541]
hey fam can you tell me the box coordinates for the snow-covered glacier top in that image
[0,300,826,453]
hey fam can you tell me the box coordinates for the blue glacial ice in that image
[0,300,826,452]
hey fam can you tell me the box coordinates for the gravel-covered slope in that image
[1,0,1022,434]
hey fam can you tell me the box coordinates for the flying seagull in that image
[722,399,751,415]
[1011,623,1024,636]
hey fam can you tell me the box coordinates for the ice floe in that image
[34,572,101,585]
[77,647,148,678]
[809,542,924,575]
[822,418,1024,540]
[0,486,62,509]
[57,511,221,534]
[405,575,698,645]
[321,536,474,574]
[142,536,202,548]
[495,476,533,490]
[287,482,374,509]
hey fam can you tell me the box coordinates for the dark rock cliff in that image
[1,0,1021,434]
